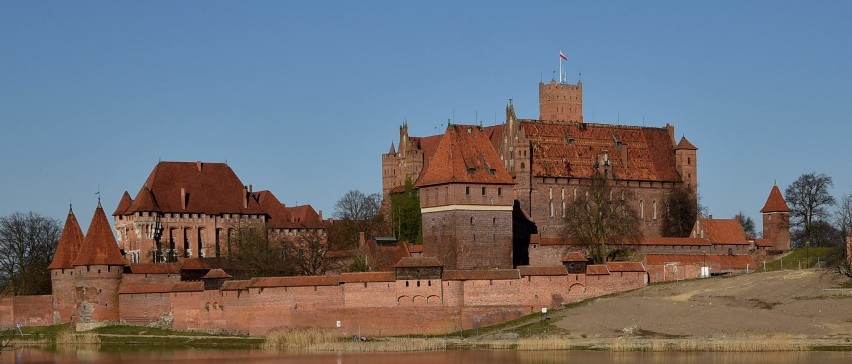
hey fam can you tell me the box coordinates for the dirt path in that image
[549,269,852,341]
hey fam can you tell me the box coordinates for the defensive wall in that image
[2,263,647,336]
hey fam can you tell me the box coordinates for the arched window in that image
[639,200,645,219]
[653,200,658,220]
[470,216,474,226]
[549,200,554,218]
[520,162,525,171]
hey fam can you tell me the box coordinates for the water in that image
[3,348,851,364]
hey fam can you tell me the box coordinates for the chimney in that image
[665,123,675,145]
[181,188,187,210]
[621,145,629,169]
[196,161,202,172]
[249,184,253,193]
[318,210,323,220]
[243,187,248,209]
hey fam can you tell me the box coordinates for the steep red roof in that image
[112,191,133,216]
[254,190,323,229]
[519,121,682,182]
[73,204,126,266]
[125,161,264,215]
[694,218,749,245]
[409,134,443,172]
[364,240,411,271]
[761,185,790,213]
[48,207,85,270]
[754,239,774,248]
[638,237,711,246]
[414,125,514,188]
[674,136,697,150]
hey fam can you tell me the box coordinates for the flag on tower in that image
[559,51,568,61]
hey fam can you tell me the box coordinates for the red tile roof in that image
[605,262,646,272]
[220,280,252,291]
[761,185,790,213]
[73,204,126,266]
[638,237,711,246]
[48,208,85,270]
[442,269,521,280]
[339,272,396,283]
[414,125,514,188]
[112,191,133,216]
[364,240,411,271]
[754,239,774,248]
[172,281,205,292]
[179,258,228,270]
[586,264,610,275]
[518,265,569,276]
[643,254,758,270]
[125,161,264,215]
[394,257,442,268]
[561,252,587,262]
[255,190,324,229]
[125,263,181,274]
[674,136,697,150]
[201,268,232,279]
[409,134,443,172]
[520,121,682,182]
[695,218,749,245]
[251,275,340,288]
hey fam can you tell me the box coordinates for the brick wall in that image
[646,263,700,283]
[51,269,77,324]
[539,81,583,123]
[75,264,122,328]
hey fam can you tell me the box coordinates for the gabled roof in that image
[561,252,587,262]
[519,121,682,182]
[73,203,126,266]
[674,136,697,150]
[586,264,610,275]
[761,185,790,213]
[48,207,85,270]
[112,191,133,216]
[125,161,264,215]
[201,268,232,279]
[694,218,749,245]
[414,125,513,188]
[255,190,323,229]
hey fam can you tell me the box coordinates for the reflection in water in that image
[3,348,851,364]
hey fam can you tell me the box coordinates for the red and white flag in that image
[559,51,568,61]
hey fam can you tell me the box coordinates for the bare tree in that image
[1,327,13,352]
[660,185,699,238]
[562,175,642,264]
[287,230,339,276]
[0,212,61,295]
[735,211,758,239]
[785,173,836,248]
[227,224,295,278]
[330,190,387,248]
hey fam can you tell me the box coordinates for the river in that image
[3,348,851,364]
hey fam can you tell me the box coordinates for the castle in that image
[0,78,794,336]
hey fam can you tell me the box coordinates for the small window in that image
[465,187,470,195]
[481,187,486,196]
[497,187,502,196]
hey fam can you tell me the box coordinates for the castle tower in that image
[72,202,126,330]
[674,136,698,190]
[539,80,583,123]
[760,185,791,251]
[415,125,515,269]
[48,205,85,324]
[382,142,397,199]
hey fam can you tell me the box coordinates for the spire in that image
[48,207,85,270]
[388,142,396,155]
[73,204,125,266]
[112,191,133,216]
[761,185,790,213]
[674,136,697,150]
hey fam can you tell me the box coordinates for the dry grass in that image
[516,337,573,351]
[262,327,337,350]
[310,338,446,352]
[609,333,808,352]
[55,330,101,347]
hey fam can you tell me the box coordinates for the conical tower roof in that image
[761,185,790,213]
[48,206,85,270]
[112,191,133,216]
[73,202,126,266]
[675,136,697,150]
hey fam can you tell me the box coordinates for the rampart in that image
[1,264,647,335]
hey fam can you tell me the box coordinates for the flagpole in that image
[559,51,562,83]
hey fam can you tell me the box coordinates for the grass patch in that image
[309,338,446,352]
[757,247,838,272]
[55,330,101,347]
[263,327,338,350]
[609,333,809,352]
[91,325,230,337]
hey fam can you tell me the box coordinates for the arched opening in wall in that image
[427,295,441,304]
[520,162,525,171]
[512,200,535,268]
[215,228,222,257]
[549,200,554,218]
[168,228,177,252]
[397,296,412,306]
[639,200,645,220]
[652,201,657,220]
[688,157,691,165]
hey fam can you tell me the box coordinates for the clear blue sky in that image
[1,1,850,231]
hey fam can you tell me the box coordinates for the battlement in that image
[539,80,583,123]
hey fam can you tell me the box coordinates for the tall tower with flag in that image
[539,51,583,123]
